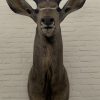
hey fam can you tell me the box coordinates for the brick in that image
[0,0,100,100]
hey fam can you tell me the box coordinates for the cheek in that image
[53,13,60,23]
[37,15,41,24]
[54,21,60,31]
[54,18,60,26]
[37,12,43,22]
[37,18,42,29]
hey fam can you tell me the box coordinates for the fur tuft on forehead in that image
[33,0,61,4]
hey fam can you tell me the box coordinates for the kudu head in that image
[6,0,86,37]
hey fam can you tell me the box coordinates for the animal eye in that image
[35,9,39,14]
[56,7,61,12]
[26,9,32,14]
[65,7,71,12]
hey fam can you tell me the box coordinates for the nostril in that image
[41,19,45,23]
[50,18,54,23]
[41,17,54,26]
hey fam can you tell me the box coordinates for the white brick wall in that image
[0,0,100,100]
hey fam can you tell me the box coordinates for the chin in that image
[41,28,55,38]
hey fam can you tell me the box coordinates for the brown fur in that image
[28,2,69,99]
[6,0,86,100]
[28,26,69,100]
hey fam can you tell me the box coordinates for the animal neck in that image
[33,27,63,71]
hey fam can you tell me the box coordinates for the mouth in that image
[41,22,55,37]
[44,26,53,29]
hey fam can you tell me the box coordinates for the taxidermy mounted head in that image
[6,0,86,38]
[6,0,86,100]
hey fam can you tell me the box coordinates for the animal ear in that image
[6,0,37,22]
[60,0,86,22]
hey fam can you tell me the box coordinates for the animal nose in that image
[41,17,54,26]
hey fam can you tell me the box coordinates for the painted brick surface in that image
[0,0,100,100]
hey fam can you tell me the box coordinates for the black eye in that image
[35,9,39,14]
[26,9,32,14]
[57,7,61,12]
[65,7,71,12]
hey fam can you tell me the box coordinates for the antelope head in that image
[6,0,86,37]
